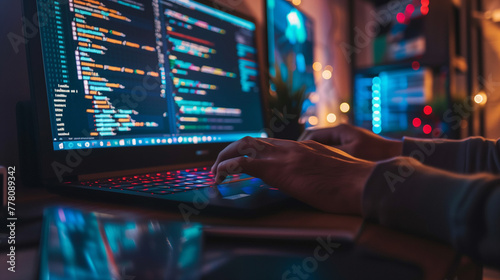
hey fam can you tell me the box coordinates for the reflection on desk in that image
[0,187,485,280]
[38,207,202,280]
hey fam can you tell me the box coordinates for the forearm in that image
[363,157,500,269]
[402,137,500,174]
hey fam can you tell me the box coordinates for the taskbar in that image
[53,132,267,150]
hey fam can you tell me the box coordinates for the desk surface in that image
[1,187,483,280]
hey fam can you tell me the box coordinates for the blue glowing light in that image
[296,53,306,73]
[372,76,382,134]
[285,10,307,44]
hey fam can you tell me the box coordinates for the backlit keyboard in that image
[77,167,251,195]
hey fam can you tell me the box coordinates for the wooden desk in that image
[0,187,483,280]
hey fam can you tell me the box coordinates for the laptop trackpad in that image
[223,193,251,200]
[216,178,272,198]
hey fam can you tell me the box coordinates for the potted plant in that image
[268,54,309,140]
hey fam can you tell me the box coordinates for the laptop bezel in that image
[23,0,270,183]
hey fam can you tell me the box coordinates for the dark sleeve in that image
[363,157,500,269]
[402,137,500,174]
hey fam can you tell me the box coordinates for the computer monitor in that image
[33,0,266,151]
[266,0,315,93]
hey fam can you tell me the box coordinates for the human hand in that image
[299,124,402,162]
[211,137,375,215]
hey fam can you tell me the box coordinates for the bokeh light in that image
[421,6,429,15]
[327,113,337,123]
[396,13,405,24]
[413,118,422,127]
[309,92,320,103]
[474,91,488,105]
[406,4,415,14]
[340,102,350,113]
[423,105,433,115]
[412,61,420,70]
[308,116,319,126]
[423,124,432,134]
[322,70,332,80]
[313,62,322,72]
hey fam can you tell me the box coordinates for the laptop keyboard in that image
[77,167,252,195]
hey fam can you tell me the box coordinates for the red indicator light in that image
[413,118,422,127]
[396,13,405,24]
[421,0,429,6]
[421,6,429,15]
[412,61,420,70]
[406,4,415,14]
[423,125,432,134]
[423,105,433,115]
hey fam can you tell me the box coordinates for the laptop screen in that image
[36,0,267,151]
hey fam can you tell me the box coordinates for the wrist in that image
[353,161,376,215]
[386,139,403,158]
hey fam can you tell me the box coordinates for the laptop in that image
[24,0,289,213]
